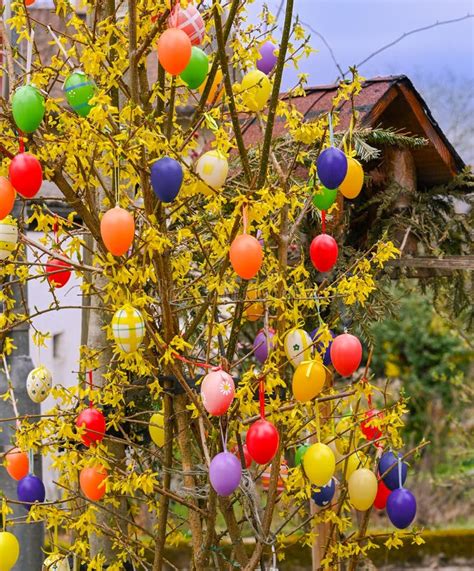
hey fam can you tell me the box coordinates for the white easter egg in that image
[195,151,229,191]
[43,554,70,571]
[26,365,52,403]
[284,328,313,368]
[0,217,19,260]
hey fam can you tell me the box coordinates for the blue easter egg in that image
[151,157,183,203]
[378,451,408,491]
[312,477,336,507]
[386,487,417,529]
[317,147,348,190]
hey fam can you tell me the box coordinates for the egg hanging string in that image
[321,209,326,234]
[28,449,34,475]
[242,203,248,234]
[315,402,321,442]
[47,25,74,68]
[259,377,266,420]
[88,370,94,408]
[26,29,34,85]
[397,455,403,489]
[1,497,6,531]
[219,417,228,451]
[328,111,335,146]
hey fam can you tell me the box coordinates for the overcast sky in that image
[248,0,474,163]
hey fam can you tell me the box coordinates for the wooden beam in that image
[387,256,474,271]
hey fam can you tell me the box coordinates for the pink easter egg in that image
[201,370,235,416]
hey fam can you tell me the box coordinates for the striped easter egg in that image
[64,71,97,117]
[0,217,18,260]
[111,305,145,353]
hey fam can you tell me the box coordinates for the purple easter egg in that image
[312,477,336,507]
[209,452,242,496]
[256,42,278,75]
[17,474,45,510]
[311,328,335,366]
[378,451,408,491]
[253,328,276,364]
[317,147,348,190]
[151,157,183,203]
[386,488,417,529]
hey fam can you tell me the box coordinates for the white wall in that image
[26,231,82,498]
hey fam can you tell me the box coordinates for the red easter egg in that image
[361,409,383,440]
[330,333,362,377]
[5,447,29,481]
[76,407,106,447]
[229,234,263,280]
[80,465,107,501]
[168,4,205,46]
[310,234,338,272]
[45,256,72,288]
[374,479,391,510]
[201,370,235,416]
[232,444,252,469]
[9,153,43,198]
[100,207,135,256]
[157,28,192,75]
[0,177,16,219]
[246,419,279,465]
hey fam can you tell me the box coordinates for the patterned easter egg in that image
[168,4,205,46]
[195,150,229,192]
[26,365,52,403]
[201,370,235,416]
[43,553,71,571]
[0,217,18,260]
[284,328,312,368]
[111,305,145,353]
[64,71,97,117]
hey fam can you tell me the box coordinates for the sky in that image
[248,0,474,163]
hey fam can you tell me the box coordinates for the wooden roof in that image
[242,75,466,187]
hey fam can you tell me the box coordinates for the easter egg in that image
[0,178,16,219]
[200,370,235,416]
[180,46,209,89]
[292,360,326,402]
[310,234,338,272]
[100,207,135,256]
[246,419,279,465]
[5,448,29,481]
[45,256,72,289]
[76,407,106,447]
[330,333,362,377]
[284,328,313,368]
[303,443,335,486]
[386,488,417,529]
[243,289,264,322]
[230,234,263,279]
[233,443,252,469]
[199,68,223,104]
[374,479,391,510]
[151,157,183,203]
[317,147,348,190]
[348,468,377,511]
[111,305,145,353]
[17,474,45,510]
[361,409,383,440]
[149,412,165,447]
[64,71,97,117]
[253,328,275,364]
[343,450,368,480]
[312,477,336,507]
[42,553,71,571]
[0,531,20,571]
[311,327,335,366]
[209,452,242,496]
[261,460,288,494]
[80,465,107,501]
[257,42,277,75]
[0,217,18,261]
[168,3,205,46]
[239,70,271,112]
[339,157,364,199]
[295,444,310,467]
[12,84,45,133]
[378,451,408,491]
[312,185,338,211]
[195,150,228,191]
[9,152,42,198]
[26,365,52,403]
[157,28,192,75]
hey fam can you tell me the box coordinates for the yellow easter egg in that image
[149,412,165,447]
[339,157,364,199]
[292,360,326,402]
[348,468,377,511]
[303,443,335,486]
[239,70,271,112]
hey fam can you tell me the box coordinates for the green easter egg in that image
[12,85,45,133]
[312,185,338,210]
[295,444,310,467]
[64,71,97,117]
[180,47,209,89]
